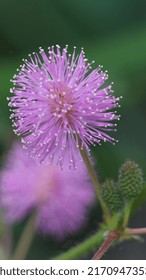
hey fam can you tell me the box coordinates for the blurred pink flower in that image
[0,143,95,239]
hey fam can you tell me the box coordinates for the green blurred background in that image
[0,0,146,259]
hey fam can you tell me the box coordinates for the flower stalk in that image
[122,201,133,228]
[79,145,111,223]
[11,213,36,260]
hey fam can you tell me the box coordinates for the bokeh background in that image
[0,0,146,259]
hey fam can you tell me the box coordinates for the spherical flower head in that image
[0,143,95,239]
[8,45,121,168]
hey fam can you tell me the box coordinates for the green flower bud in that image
[118,160,144,200]
[102,179,122,212]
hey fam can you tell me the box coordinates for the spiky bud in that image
[118,160,144,200]
[102,179,122,212]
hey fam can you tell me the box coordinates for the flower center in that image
[49,83,77,126]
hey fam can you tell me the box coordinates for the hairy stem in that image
[79,146,111,222]
[54,229,105,260]
[92,231,118,260]
[11,213,36,260]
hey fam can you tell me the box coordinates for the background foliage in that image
[0,0,146,259]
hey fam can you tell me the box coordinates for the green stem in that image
[54,229,105,260]
[122,201,133,228]
[79,146,111,222]
[11,213,36,260]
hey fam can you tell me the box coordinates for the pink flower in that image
[8,45,120,167]
[0,143,95,239]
